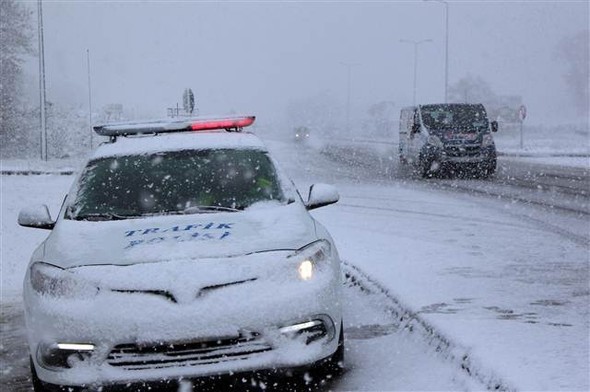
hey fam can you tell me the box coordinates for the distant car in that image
[399,103,498,178]
[19,116,344,391]
[294,126,311,142]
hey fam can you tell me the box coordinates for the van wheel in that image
[479,158,496,179]
[420,159,433,178]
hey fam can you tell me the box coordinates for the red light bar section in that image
[190,116,255,131]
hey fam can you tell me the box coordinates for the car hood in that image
[43,202,317,269]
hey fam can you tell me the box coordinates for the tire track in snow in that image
[337,201,537,232]
[342,261,516,392]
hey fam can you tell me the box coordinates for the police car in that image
[18,116,344,391]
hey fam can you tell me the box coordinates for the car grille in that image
[444,144,481,157]
[106,332,272,371]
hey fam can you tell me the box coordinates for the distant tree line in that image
[1,0,91,159]
[557,30,589,117]
[0,0,37,157]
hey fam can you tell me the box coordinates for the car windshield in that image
[67,148,286,220]
[420,104,489,133]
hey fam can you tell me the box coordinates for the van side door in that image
[399,109,411,161]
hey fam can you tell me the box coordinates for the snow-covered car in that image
[18,116,344,391]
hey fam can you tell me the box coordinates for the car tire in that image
[317,321,345,377]
[30,357,50,392]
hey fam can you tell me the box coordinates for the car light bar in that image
[93,115,256,137]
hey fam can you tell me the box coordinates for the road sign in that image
[183,88,195,115]
[518,104,527,121]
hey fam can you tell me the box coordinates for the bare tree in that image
[0,0,35,155]
[557,30,589,116]
[448,74,497,105]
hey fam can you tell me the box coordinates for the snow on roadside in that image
[309,181,589,391]
[493,122,589,158]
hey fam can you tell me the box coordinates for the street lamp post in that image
[425,0,449,103]
[37,0,47,161]
[340,62,359,134]
[400,39,432,106]
[87,49,93,149]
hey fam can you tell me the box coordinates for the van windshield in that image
[420,104,489,133]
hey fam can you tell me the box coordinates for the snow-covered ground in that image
[1,125,588,390]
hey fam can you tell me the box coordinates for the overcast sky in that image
[23,0,589,127]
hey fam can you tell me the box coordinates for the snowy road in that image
[1,136,588,390]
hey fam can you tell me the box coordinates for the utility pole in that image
[87,49,93,149]
[37,0,47,161]
[425,0,449,102]
[400,39,432,106]
[443,0,449,102]
[340,62,359,135]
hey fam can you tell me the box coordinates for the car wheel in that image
[30,357,50,392]
[317,321,344,377]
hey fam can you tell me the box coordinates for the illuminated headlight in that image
[30,262,98,298]
[482,134,495,147]
[292,240,331,281]
[427,135,444,148]
[299,260,314,280]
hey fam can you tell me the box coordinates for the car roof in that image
[91,131,268,160]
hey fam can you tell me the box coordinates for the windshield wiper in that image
[181,205,240,214]
[72,212,137,221]
[138,206,241,216]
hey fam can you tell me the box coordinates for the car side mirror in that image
[18,205,55,230]
[491,120,498,133]
[306,183,339,210]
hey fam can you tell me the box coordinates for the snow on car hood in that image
[43,202,317,269]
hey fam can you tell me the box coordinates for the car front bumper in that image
[24,257,342,387]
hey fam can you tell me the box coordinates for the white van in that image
[399,103,498,178]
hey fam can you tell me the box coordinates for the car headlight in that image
[30,262,99,298]
[427,135,444,148]
[291,240,331,281]
[482,134,495,147]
